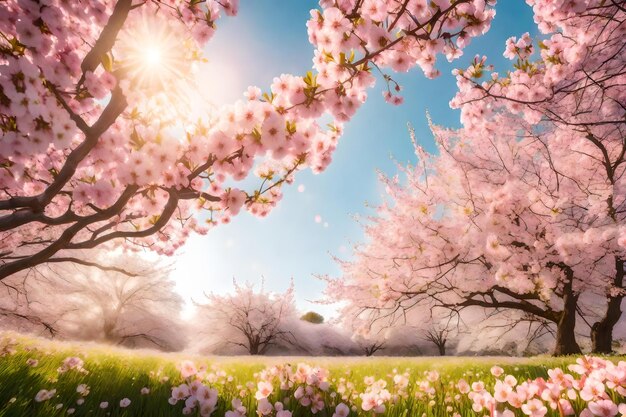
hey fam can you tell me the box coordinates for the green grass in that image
[0,331,622,417]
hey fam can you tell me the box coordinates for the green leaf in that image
[100,52,113,73]
[130,128,145,150]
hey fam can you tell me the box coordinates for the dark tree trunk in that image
[591,258,624,354]
[364,343,383,356]
[437,343,446,356]
[553,274,581,356]
[248,335,260,355]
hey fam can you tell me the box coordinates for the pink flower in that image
[494,380,512,403]
[333,403,350,417]
[255,381,273,400]
[491,366,505,377]
[257,398,273,416]
[180,360,197,379]
[457,379,470,394]
[522,399,548,417]
[588,400,618,417]
[222,188,247,216]
[580,379,605,401]
[172,384,191,400]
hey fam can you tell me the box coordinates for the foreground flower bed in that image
[0,333,624,417]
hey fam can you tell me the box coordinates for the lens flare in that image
[143,46,162,67]
[115,13,204,122]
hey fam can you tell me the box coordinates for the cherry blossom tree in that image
[52,257,185,350]
[191,280,300,355]
[450,0,625,353]
[0,250,185,350]
[0,0,496,279]
[327,0,625,356]
[328,110,625,355]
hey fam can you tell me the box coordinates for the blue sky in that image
[172,1,538,319]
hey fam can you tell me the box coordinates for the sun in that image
[143,45,162,67]
[115,13,204,121]
[117,15,191,91]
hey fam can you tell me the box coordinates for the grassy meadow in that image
[0,332,623,417]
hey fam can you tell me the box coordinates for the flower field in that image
[0,333,624,417]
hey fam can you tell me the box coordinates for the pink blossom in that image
[588,400,619,417]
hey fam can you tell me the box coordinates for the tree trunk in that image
[438,343,446,356]
[591,258,624,354]
[553,274,581,356]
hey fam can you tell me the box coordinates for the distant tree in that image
[424,327,448,356]
[294,321,359,355]
[55,258,184,350]
[351,329,386,357]
[300,311,324,324]
[455,310,557,356]
[0,268,57,336]
[193,280,299,355]
[0,250,185,351]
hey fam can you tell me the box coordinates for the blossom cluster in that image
[57,356,88,374]
[466,358,626,417]
[450,1,624,131]
[164,357,626,417]
[0,0,496,275]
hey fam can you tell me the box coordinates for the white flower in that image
[76,384,90,396]
[120,398,131,408]
[34,389,55,402]
[100,401,109,409]
[491,366,504,377]
[34,390,48,403]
